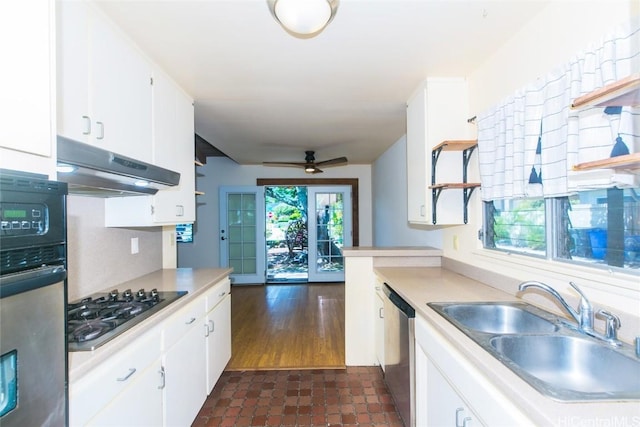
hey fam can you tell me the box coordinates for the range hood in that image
[56,136,180,197]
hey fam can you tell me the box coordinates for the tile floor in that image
[192,367,404,427]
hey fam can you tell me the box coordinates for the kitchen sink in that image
[435,302,558,334]
[428,301,640,401]
[491,335,640,400]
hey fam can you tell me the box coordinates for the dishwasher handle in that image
[383,283,415,318]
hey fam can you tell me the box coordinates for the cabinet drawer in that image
[205,278,231,312]
[163,296,205,350]
[69,326,161,426]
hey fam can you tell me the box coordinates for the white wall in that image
[372,135,442,247]
[444,1,640,315]
[67,196,163,301]
[178,157,372,268]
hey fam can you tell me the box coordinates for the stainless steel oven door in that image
[0,267,66,427]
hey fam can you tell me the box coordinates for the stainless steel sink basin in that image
[428,301,640,401]
[491,335,640,400]
[431,302,559,334]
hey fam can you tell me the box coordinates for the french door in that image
[307,186,352,282]
[219,186,265,284]
[220,185,351,284]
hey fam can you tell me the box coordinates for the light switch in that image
[131,237,139,254]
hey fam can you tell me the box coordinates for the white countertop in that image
[68,268,232,382]
[343,246,442,257]
[374,267,640,426]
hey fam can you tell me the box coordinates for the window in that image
[483,187,640,272]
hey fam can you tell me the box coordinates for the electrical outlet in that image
[453,235,459,250]
[131,237,139,254]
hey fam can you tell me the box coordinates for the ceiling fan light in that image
[268,0,339,37]
[305,165,316,173]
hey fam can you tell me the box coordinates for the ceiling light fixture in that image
[267,0,339,38]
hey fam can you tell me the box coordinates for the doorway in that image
[220,180,357,285]
[265,186,352,283]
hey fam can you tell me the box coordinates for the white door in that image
[307,186,352,282]
[219,186,266,284]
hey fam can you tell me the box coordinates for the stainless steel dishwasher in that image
[383,283,415,427]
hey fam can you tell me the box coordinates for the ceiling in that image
[94,0,548,166]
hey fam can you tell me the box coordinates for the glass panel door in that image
[219,186,265,284]
[308,186,352,282]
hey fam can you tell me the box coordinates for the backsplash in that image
[66,195,163,301]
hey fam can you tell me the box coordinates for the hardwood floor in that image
[227,283,346,370]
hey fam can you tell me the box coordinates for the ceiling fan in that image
[263,151,348,174]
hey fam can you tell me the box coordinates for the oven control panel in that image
[0,202,48,236]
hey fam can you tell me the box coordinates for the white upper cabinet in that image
[57,1,152,162]
[406,78,475,226]
[0,0,56,178]
[104,69,195,226]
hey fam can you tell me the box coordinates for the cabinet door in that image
[57,0,90,145]
[88,359,164,427]
[163,303,207,426]
[57,1,152,161]
[374,286,385,369]
[0,0,55,177]
[406,85,428,223]
[89,5,152,162]
[69,327,161,426]
[429,359,479,427]
[151,69,195,224]
[206,294,231,394]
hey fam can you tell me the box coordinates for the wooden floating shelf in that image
[571,73,640,108]
[194,160,204,167]
[429,183,481,189]
[432,140,478,152]
[195,191,205,196]
[573,153,640,172]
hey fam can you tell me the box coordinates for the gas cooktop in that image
[67,288,187,352]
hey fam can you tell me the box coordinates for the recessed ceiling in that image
[94,0,549,165]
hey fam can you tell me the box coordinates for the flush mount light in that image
[267,0,339,38]
[134,180,150,187]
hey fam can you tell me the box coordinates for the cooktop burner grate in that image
[67,288,187,351]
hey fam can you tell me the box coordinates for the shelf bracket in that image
[432,187,444,224]
[431,145,446,186]
[463,186,477,224]
[462,145,476,183]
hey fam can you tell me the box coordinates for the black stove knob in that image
[123,289,133,300]
[109,290,119,301]
[150,288,159,298]
[137,289,146,298]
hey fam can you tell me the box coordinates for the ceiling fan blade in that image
[311,168,324,174]
[315,156,348,167]
[262,161,307,167]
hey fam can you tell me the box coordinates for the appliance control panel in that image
[0,202,48,236]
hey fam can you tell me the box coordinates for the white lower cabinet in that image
[89,358,164,427]
[414,314,533,427]
[162,296,207,427]
[69,327,163,426]
[374,281,385,369]
[205,279,232,394]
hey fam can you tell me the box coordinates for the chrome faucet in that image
[518,281,594,333]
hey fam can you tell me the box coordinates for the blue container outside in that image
[589,229,607,259]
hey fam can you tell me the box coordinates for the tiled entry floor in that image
[192,367,404,427]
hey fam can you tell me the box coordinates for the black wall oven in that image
[0,170,68,426]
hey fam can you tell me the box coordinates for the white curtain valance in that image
[477,21,640,201]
